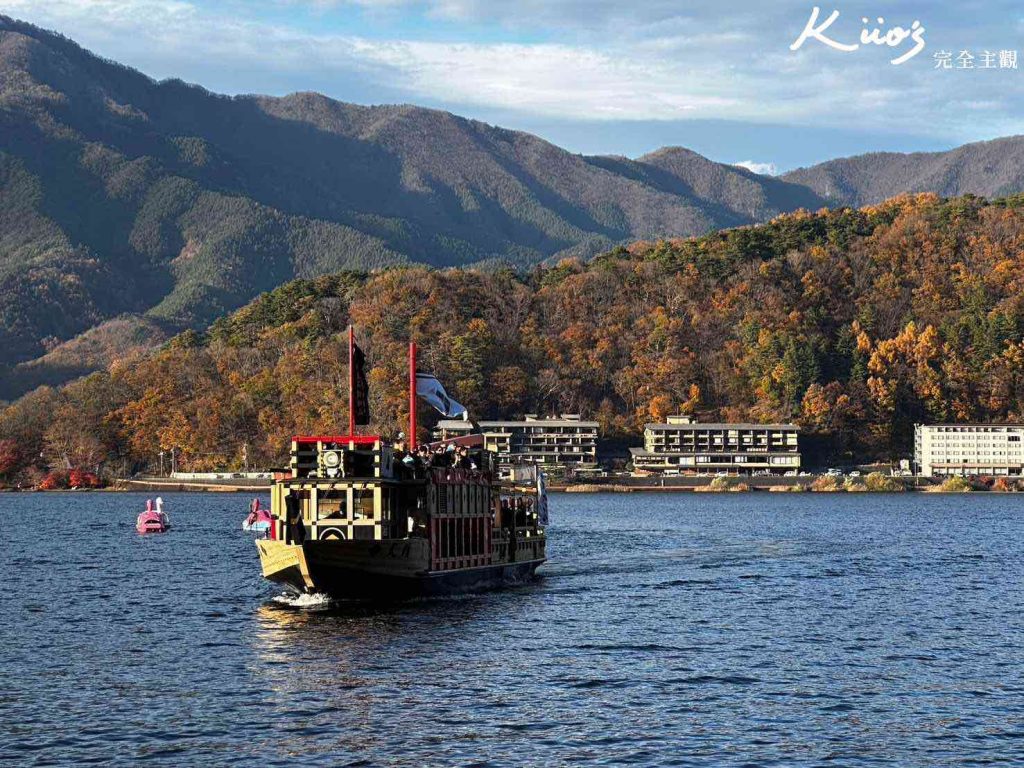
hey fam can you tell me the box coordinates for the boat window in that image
[353,489,375,521]
[317,492,347,520]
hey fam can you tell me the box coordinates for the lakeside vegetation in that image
[5,194,1024,486]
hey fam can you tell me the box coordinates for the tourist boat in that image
[255,338,547,598]
[242,498,273,533]
[136,497,170,533]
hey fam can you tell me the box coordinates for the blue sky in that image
[4,0,1024,171]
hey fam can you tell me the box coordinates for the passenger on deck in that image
[456,445,476,470]
[431,446,450,467]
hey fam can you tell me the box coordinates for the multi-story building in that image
[629,415,800,475]
[434,414,599,472]
[914,423,1024,477]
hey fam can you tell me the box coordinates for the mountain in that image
[7,194,1024,481]
[0,15,826,389]
[6,16,1024,401]
[781,136,1024,208]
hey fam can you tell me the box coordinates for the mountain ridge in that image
[780,135,1024,207]
[0,14,828,384]
[4,15,1024,399]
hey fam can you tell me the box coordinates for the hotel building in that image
[914,423,1024,477]
[434,414,599,472]
[629,415,801,474]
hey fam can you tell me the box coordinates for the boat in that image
[243,498,273,533]
[255,337,547,599]
[136,497,170,533]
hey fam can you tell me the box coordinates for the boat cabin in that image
[267,434,544,573]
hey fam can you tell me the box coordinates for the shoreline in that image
[0,476,1011,494]
[0,487,1009,495]
[552,476,999,494]
[553,485,987,494]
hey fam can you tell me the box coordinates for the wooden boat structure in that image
[256,338,546,599]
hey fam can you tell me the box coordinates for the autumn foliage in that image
[0,439,19,478]
[4,193,1024,478]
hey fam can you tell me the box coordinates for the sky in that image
[3,0,1024,171]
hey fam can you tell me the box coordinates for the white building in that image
[629,415,800,475]
[914,423,1024,477]
[434,414,599,472]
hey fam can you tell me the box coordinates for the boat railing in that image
[429,466,492,485]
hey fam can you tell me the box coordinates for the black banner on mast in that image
[350,328,371,427]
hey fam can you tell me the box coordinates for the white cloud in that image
[4,0,1024,143]
[348,39,738,119]
[734,160,777,176]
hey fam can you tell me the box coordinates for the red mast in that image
[409,341,417,445]
[348,325,356,437]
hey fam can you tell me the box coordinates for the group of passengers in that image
[499,495,535,529]
[393,436,479,473]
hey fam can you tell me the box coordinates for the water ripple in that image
[2,491,1023,765]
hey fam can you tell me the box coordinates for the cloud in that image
[348,39,738,119]
[5,0,1024,144]
[282,0,733,29]
[733,160,777,176]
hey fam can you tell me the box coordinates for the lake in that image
[2,491,1023,766]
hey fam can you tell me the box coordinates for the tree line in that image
[3,193,1024,486]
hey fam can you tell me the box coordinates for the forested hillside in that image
[3,193,1024,485]
[782,136,1024,208]
[0,14,825,390]
[9,16,1024,403]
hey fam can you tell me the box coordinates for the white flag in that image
[415,373,468,419]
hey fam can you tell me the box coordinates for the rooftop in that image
[917,423,1024,428]
[437,418,600,429]
[645,423,801,431]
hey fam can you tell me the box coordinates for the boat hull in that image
[136,523,170,533]
[136,512,170,533]
[257,538,543,599]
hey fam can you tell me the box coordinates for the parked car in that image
[783,470,798,477]
[848,470,861,477]
[826,468,843,477]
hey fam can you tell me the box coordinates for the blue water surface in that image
[1,491,1023,766]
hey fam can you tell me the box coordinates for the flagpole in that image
[348,325,355,438]
[409,341,417,445]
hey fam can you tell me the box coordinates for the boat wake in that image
[271,591,334,611]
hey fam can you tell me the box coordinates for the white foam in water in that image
[272,591,334,610]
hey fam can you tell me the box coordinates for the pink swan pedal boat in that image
[242,498,273,534]
[136,497,170,533]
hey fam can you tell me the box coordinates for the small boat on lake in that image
[243,498,273,533]
[136,497,170,534]
[255,337,546,599]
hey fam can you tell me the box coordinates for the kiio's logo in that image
[790,6,926,65]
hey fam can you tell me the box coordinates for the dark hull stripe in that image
[271,559,544,598]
